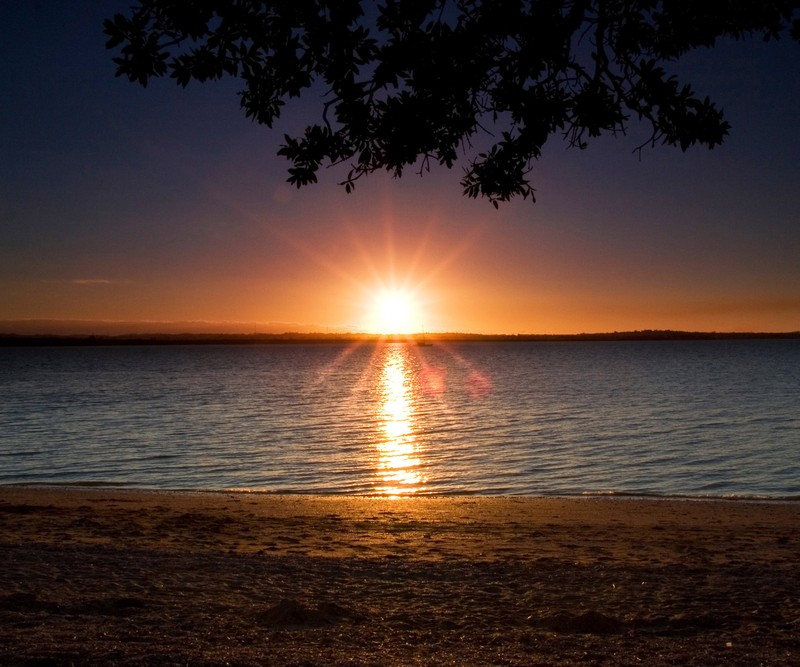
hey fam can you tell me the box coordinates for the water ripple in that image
[1,340,799,496]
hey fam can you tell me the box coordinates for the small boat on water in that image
[416,329,432,346]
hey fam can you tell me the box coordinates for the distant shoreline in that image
[1,330,799,346]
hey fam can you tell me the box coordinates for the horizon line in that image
[2,329,799,345]
[1,318,799,339]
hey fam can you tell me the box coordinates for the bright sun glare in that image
[367,288,422,334]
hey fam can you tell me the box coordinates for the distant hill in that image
[1,330,798,346]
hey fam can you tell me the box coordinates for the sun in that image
[366,288,422,334]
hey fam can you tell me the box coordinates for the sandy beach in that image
[1,488,798,665]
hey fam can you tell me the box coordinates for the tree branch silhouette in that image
[105,1,800,206]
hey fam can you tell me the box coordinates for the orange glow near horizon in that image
[6,180,798,336]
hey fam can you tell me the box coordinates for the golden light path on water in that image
[374,344,428,495]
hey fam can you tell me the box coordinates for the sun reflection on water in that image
[375,344,427,495]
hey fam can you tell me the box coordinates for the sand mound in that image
[256,599,360,628]
[534,609,624,634]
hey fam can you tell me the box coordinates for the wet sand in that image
[1,487,798,665]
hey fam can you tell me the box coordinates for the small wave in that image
[2,480,135,488]
[578,489,800,502]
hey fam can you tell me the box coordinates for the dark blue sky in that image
[2,2,799,334]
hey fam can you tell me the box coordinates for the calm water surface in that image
[1,340,798,497]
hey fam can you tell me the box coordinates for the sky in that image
[1,2,799,335]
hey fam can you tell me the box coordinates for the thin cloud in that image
[68,279,134,286]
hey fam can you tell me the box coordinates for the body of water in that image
[1,340,798,497]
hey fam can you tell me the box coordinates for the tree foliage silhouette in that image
[105,1,800,206]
